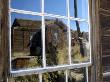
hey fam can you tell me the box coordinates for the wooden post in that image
[0,0,3,81]
[0,0,9,82]
[89,0,103,82]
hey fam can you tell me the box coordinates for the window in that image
[9,0,91,82]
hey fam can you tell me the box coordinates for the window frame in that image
[8,1,91,82]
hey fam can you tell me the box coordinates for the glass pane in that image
[45,0,66,16]
[68,68,87,82]
[9,74,39,82]
[70,0,88,19]
[70,21,90,63]
[45,17,69,66]
[11,0,41,12]
[11,13,42,70]
[43,70,65,82]
[69,0,75,17]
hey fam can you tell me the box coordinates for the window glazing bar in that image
[67,0,72,64]
[88,0,92,64]
[39,74,42,82]
[10,8,42,16]
[65,70,68,82]
[86,67,88,82]
[10,8,88,22]
[10,62,91,77]
[9,0,12,72]
[41,0,46,67]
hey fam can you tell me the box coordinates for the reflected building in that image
[11,19,41,55]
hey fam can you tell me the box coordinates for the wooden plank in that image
[90,0,103,82]
[103,76,110,82]
[1,0,9,81]
[100,0,110,10]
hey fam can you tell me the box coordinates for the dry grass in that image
[71,44,89,63]
[57,47,68,65]
[10,44,89,82]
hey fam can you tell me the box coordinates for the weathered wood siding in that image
[0,0,9,82]
[89,0,103,82]
[100,0,110,82]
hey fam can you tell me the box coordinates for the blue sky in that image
[11,0,89,32]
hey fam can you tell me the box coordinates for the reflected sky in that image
[11,0,41,12]
[45,0,66,16]
[69,0,88,19]
[70,21,89,32]
[11,0,89,31]
[11,0,88,19]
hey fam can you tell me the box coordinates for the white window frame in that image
[9,0,91,82]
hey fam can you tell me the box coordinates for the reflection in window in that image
[9,68,87,82]
[11,13,42,70]
[70,0,88,19]
[11,0,41,12]
[45,17,69,66]
[43,70,65,82]
[45,0,66,16]
[68,68,86,82]
[70,21,90,63]
[9,74,39,82]
[9,0,90,80]
[43,68,87,82]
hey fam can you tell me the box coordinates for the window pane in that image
[69,0,75,17]
[68,68,87,82]
[43,70,65,82]
[70,21,90,63]
[11,0,41,12]
[70,0,88,19]
[11,13,42,70]
[9,74,39,82]
[45,0,66,16]
[45,17,69,66]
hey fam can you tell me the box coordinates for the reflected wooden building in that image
[11,19,41,55]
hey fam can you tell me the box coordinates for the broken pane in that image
[11,13,42,70]
[45,17,69,66]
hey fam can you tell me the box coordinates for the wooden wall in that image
[99,0,110,82]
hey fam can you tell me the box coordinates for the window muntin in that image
[9,0,91,81]
[9,68,88,82]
